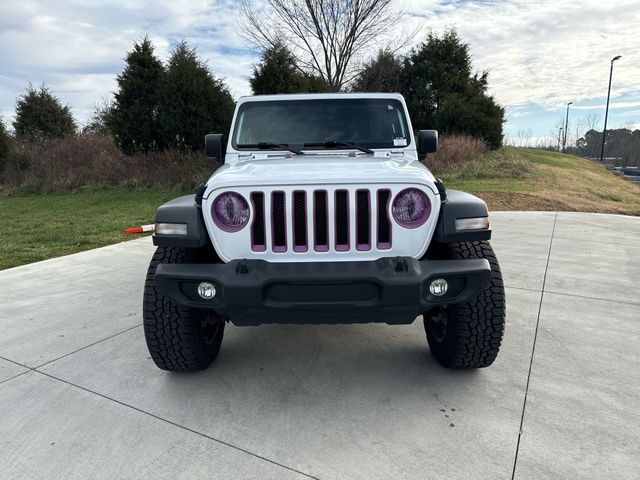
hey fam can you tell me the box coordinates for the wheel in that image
[143,246,225,372]
[423,241,505,369]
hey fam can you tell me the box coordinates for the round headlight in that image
[212,192,250,231]
[392,188,431,228]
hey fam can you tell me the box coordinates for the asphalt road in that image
[1,212,638,479]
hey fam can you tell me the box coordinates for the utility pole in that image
[600,55,622,162]
[562,102,573,153]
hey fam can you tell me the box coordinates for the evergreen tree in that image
[108,36,164,153]
[157,41,235,150]
[351,50,402,93]
[250,42,329,94]
[13,84,76,138]
[399,29,504,149]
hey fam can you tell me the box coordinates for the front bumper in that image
[154,257,491,325]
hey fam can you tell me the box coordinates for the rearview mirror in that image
[417,130,438,160]
[205,134,225,161]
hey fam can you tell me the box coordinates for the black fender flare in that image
[152,194,211,248]
[434,189,492,243]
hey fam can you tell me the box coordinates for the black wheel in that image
[143,246,225,372]
[423,241,506,369]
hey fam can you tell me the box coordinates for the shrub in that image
[425,134,533,181]
[0,117,13,172]
[13,84,76,139]
[0,134,216,195]
[425,134,488,174]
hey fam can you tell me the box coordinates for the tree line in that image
[0,24,505,172]
[574,128,640,165]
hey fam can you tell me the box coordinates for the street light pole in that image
[558,127,563,152]
[600,55,622,162]
[562,102,573,153]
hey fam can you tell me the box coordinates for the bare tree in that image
[511,128,533,148]
[240,0,411,91]
[583,113,601,132]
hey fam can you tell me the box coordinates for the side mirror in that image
[417,130,438,160]
[205,134,225,161]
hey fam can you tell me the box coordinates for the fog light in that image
[429,278,448,296]
[197,282,217,299]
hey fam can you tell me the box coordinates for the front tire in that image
[423,241,506,369]
[143,246,225,372]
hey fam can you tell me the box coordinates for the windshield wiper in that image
[237,142,303,155]
[304,141,374,154]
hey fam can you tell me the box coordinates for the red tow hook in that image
[124,224,155,235]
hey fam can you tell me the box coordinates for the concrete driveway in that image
[1,212,638,479]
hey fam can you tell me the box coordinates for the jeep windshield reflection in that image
[232,98,411,152]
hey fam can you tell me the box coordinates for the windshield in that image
[232,98,410,151]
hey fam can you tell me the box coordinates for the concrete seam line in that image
[35,370,321,480]
[551,234,640,247]
[0,355,31,370]
[34,323,143,370]
[543,289,640,307]
[0,369,31,386]
[507,286,543,294]
[511,211,558,480]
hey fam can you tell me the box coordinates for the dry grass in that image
[438,146,640,216]
[426,134,489,174]
[0,134,216,195]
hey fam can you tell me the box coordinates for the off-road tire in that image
[143,246,225,372]
[423,241,505,369]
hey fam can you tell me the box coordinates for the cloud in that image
[402,0,640,110]
[0,0,639,136]
[571,101,640,110]
[0,0,255,125]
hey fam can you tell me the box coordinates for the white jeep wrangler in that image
[144,93,505,372]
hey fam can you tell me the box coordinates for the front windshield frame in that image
[231,98,412,152]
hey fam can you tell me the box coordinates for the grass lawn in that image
[0,191,179,270]
[0,148,638,270]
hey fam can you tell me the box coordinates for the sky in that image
[0,0,638,146]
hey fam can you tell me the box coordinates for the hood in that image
[204,155,436,198]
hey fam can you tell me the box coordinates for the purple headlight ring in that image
[211,191,250,232]
[391,188,431,229]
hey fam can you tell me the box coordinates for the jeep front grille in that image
[250,188,392,253]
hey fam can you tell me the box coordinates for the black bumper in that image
[154,257,491,325]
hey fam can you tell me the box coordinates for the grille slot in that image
[250,192,266,251]
[356,189,371,251]
[314,190,329,251]
[377,189,391,249]
[293,191,307,252]
[335,190,349,251]
[271,191,286,252]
